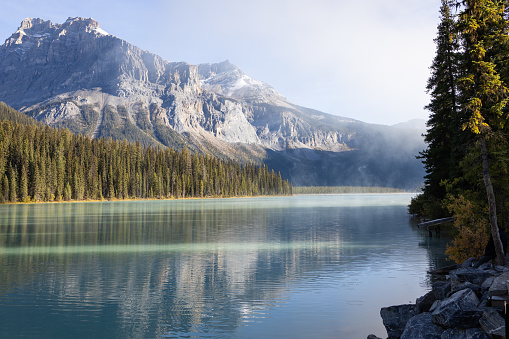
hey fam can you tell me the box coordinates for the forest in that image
[0,102,292,203]
[411,0,509,263]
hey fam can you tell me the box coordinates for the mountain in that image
[0,17,425,189]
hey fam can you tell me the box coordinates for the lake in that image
[0,194,451,338]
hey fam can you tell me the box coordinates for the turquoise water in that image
[0,194,450,338]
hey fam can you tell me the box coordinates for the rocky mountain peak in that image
[60,17,106,35]
[3,17,108,50]
[18,17,53,32]
[198,60,239,79]
[4,18,54,47]
[198,60,286,104]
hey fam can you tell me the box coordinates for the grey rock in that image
[434,281,452,300]
[430,299,442,313]
[481,277,495,293]
[381,304,418,339]
[494,265,506,272]
[416,290,437,313]
[479,308,505,338]
[400,313,443,339]
[479,291,490,308]
[450,267,493,286]
[431,289,483,329]
[462,258,477,268]
[441,328,490,339]
[450,282,482,297]
[488,271,509,296]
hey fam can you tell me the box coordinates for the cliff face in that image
[0,17,425,189]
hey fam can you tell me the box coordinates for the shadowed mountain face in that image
[0,17,425,189]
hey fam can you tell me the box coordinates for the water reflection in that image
[0,195,449,338]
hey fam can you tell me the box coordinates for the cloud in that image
[149,0,440,124]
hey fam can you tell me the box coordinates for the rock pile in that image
[369,257,509,339]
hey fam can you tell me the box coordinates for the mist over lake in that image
[0,194,449,338]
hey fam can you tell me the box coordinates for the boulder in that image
[488,271,509,297]
[450,268,493,286]
[441,328,490,339]
[416,290,437,313]
[494,266,507,272]
[476,262,495,270]
[431,289,482,328]
[400,313,443,339]
[479,308,505,338]
[434,281,452,300]
[450,282,482,297]
[367,335,382,339]
[478,291,490,308]
[380,304,418,339]
[430,299,442,313]
[481,277,495,293]
[461,257,477,268]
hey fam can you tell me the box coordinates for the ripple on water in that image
[0,195,450,339]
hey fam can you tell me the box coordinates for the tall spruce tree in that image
[415,0,509,263]
[419,0,463,216]
[456,0,509,265]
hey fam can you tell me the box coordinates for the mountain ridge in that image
[0,17,425,189]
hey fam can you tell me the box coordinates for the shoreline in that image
[0,191,420,206]
[373,258,509,338]
[0,194,294,206]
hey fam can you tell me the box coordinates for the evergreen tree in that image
[33,160,42,202]
[55,142,65,200]
[1,174,8,202]
[455,0,509,265]
[416,0,464,217]
[0,111,292,204]
[20,165,28,202]
[64,182,72,201]
[417,0,509,263]
[9,166,17,202]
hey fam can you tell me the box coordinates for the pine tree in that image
[20,165,28,202]
[2,174,8,202]
[0,110,292,204]
[56,142,65,200]
[74,167,85,201]
[64,182,72,201]
[9,166,16,202]
[455,0,509,265]
[33,160,41,202]
[418,0,463,215]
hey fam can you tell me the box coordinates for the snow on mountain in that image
[198,60,287,104]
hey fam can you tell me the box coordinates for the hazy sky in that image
[0,0,441,125]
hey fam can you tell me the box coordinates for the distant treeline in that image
[0,102,292,203]
[293,186,406,194]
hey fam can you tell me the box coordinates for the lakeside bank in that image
[370,258,509,338]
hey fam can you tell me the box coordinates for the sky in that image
[0,0,441,125]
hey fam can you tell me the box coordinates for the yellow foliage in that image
[445,226,489,263]
[445,195,490,263]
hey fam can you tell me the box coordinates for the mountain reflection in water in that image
[0,195,451,338]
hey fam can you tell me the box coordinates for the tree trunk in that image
[481,136,506,266]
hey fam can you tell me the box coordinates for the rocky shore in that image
[369,256,509,339]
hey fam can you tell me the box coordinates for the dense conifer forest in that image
[0,102,292,203]
[411,0,509,263]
